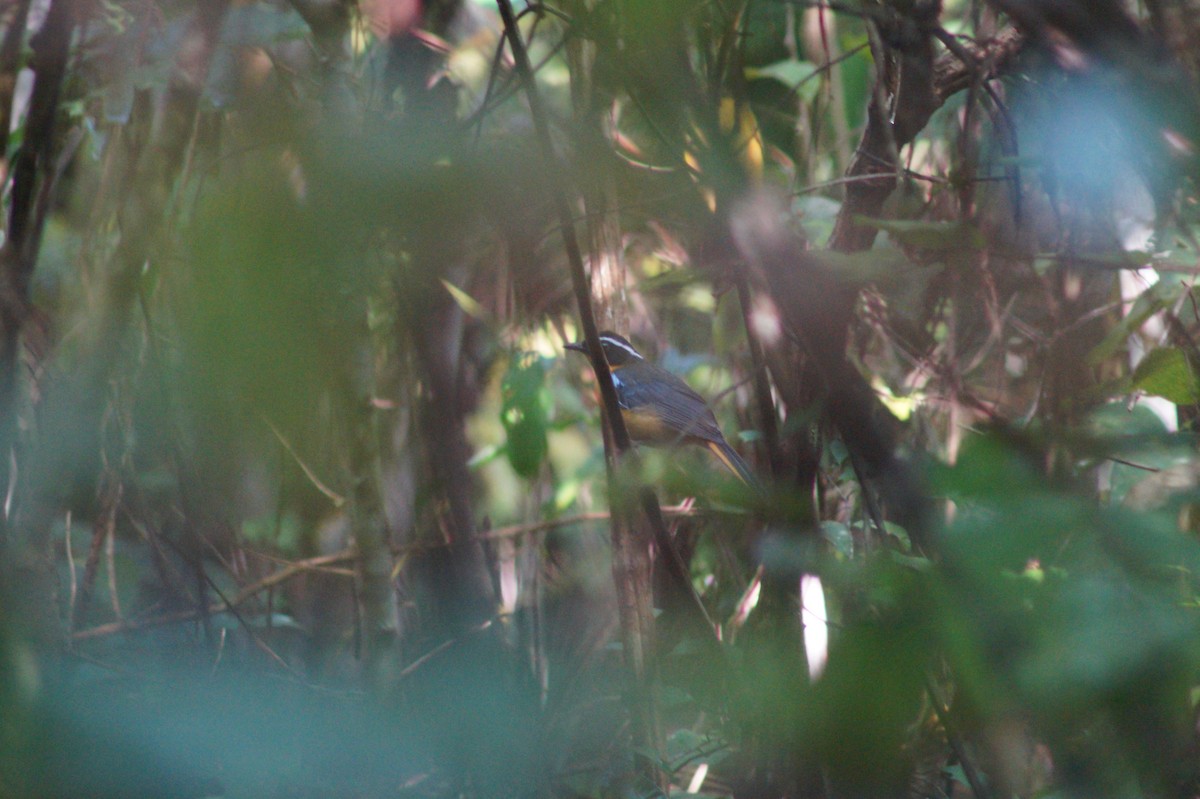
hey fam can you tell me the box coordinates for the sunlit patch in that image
[515,328,563,359]
[4,449,15,520]
[350,18,370,55]
[448,39,494,89]
[800,573,828,681]
[240,48,274,92]
[498,537,518,616]
[686,762,709,794]
[1022,558,1044,583]
[681,283,716,313]
[1162,127,1195,158]
[362,0,422,39]
[280,149,307,202]
[1005,352,1027,378]
[730,190,791,263]
[1062,270,1082,302]
[750,294,783,345]
[1112,167,1155,253]
[726,566,763,642]
[871,377,917,421]
[1047,29,1089,71]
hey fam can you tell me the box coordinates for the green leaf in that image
[665,728,707,763]
[852,218,984,250]
[807,249,921,286]
[1131,347,1200,404]
[820,521,854,559]
[1087,280,1184,364]
[748,59,818,88]
[501,353,549,478]
[440,278,488,320]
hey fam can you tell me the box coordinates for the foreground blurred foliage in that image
[2,0,1200,798]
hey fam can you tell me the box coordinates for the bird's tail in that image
[706,438,760,489]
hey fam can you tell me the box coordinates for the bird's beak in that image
[564,341,586,354]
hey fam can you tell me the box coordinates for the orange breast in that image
[620,407,677,445]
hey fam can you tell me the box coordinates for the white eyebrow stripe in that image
[601,336,643,359]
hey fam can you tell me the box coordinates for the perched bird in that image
[565,331,756,486]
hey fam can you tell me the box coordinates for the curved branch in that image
[829,25,1026,254]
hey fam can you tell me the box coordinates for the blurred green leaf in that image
[1088,280,1185,364]
[852,218,985,250]
[242,513,304,555]
[185,164,356,437]
[820,521,854,559]
[808,248,925,286]
[748,59,818,89]
[1131,347,1200,404]
[441,278,489,320]
[793,195,841,243]
[501,353,550,478]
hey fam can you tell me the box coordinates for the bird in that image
[565,331,757,486]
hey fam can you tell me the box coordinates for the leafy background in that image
[2,1,1200,798]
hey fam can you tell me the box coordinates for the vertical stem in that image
[0,0,33,181]
[733,275,783,479]
[807,8,852,175]
[0,0,71,516]
[497,0,663,787]
[495,0,629,452]
[407,289,495,632]
[564,2,628,336]
[0,0,73,667]
[349,386,395,688]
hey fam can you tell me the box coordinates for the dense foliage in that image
[3,0,1200,797]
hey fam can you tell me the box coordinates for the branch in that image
[72,506,706,641]
[495,0,631,457]
[72,551,358,640]
[829,25,1026,254]
[495,4,689,788]
[0,0,32,173]
[0,0,71,404]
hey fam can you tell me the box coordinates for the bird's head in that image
[564,331,645,367]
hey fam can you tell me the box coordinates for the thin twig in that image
[106,511,122,619]
[734,272,784,478]
[262,415,346,507]
[65,509,76,632]
[461,34,572,132]
[476,506,696,545]
[0,0,33,169]
[925,676,993,799]
[496,0,629,442]
[72,550,358,640]
[398,618,494,679]
[1106,456,1161,472]
[71,504,707,641]
[790,41,870,96]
